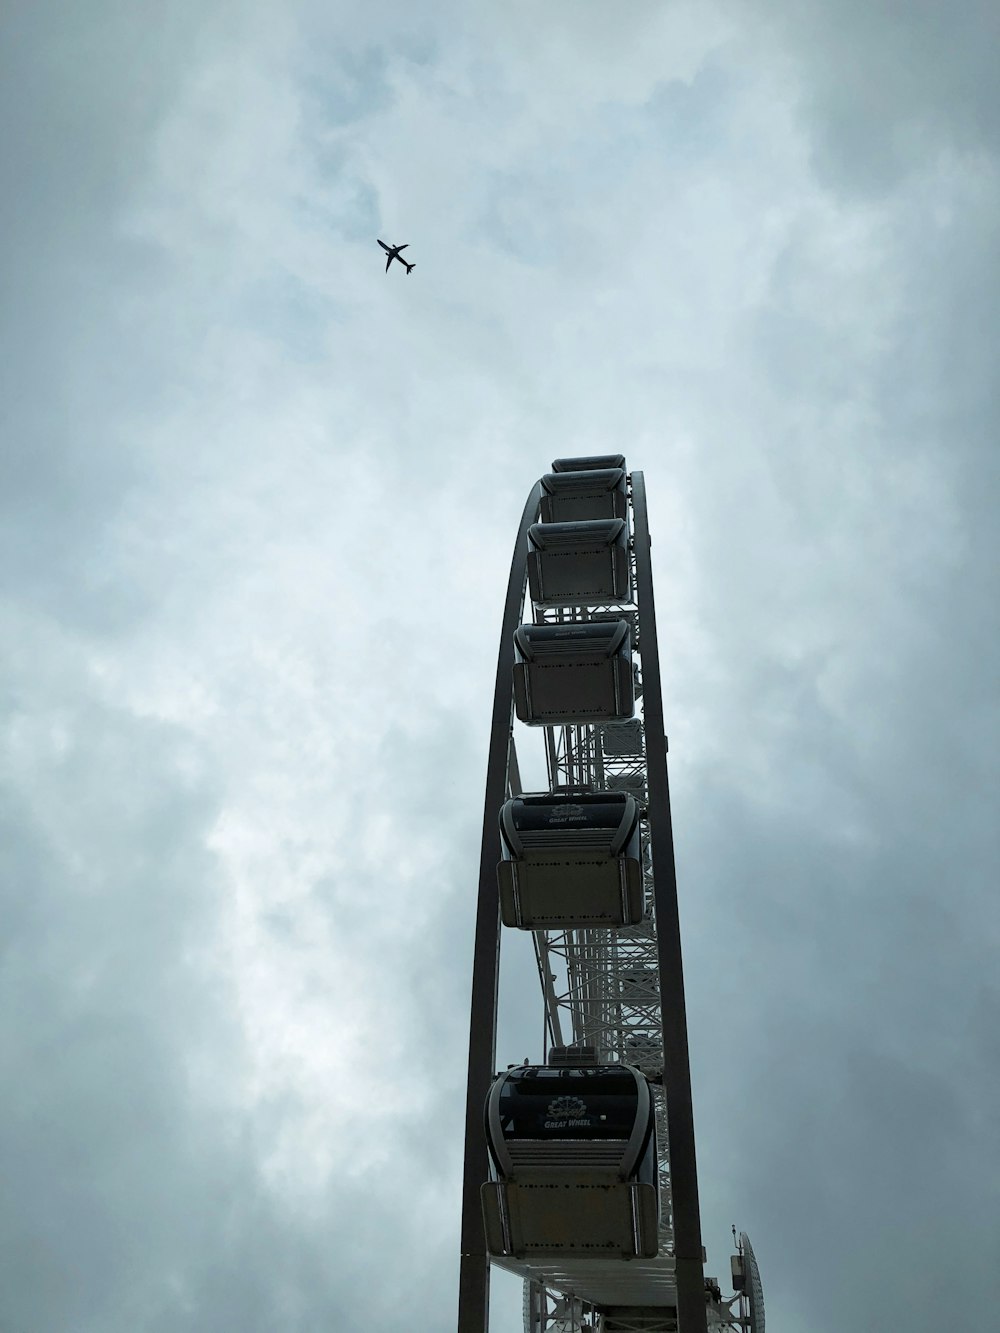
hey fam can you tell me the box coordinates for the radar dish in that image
[740,1232,765,1333]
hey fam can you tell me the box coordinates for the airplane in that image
[377,239,415,274]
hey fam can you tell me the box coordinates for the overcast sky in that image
[2,2,998,1331]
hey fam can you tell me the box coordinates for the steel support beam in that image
[631,472,707,1333]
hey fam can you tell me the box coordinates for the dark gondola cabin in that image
[513,620,634,726]
[540,467,628,524]
[481,1064,659,1261]
[527,518,632,607]
[497,791,644,929]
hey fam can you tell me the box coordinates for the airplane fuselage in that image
[377,239,415,274]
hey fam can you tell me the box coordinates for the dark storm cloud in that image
[680,769,999,1327]
[624,20,999,1314]
[0,681,232,1330]
[0,654,472,1333]
[667,183,1000,1314]
[751,0,1000,190]
[1,3,201,625]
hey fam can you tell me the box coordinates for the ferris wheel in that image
[457,460,765,1333]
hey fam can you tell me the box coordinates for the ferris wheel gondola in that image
[497,791,644,929]
[527,518,632,607]
[512,621,635,727]
[540,467,629,524]
[481,1063,659,1263]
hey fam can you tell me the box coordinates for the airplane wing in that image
[377,239,390,252]
[385,254,392,272]
[396,244,408,251]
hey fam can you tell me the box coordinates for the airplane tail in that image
[406,262,415,274]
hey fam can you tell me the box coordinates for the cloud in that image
[1,2,997,1331]
[742,0,1000,191]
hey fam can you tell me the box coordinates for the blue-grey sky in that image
[2,3,998,1331]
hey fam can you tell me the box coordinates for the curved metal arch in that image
[631,471,707,1333]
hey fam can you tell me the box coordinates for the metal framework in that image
[458,466,762,1333]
